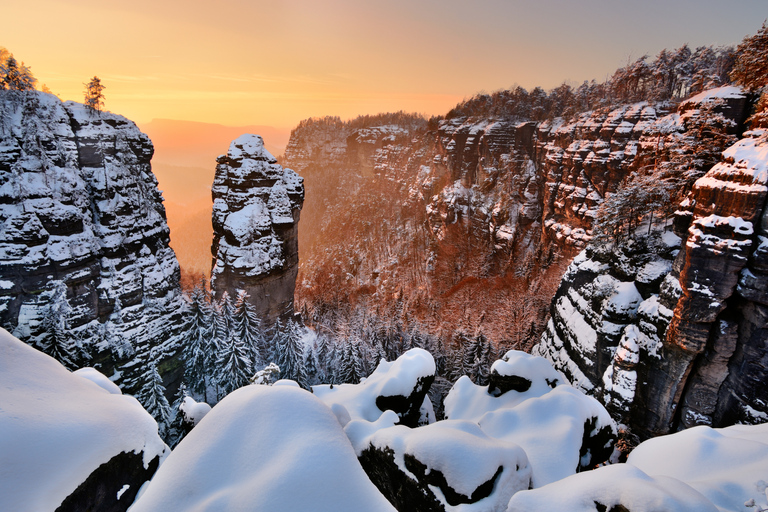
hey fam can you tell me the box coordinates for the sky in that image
[4,0,767,130]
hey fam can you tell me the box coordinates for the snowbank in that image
[628,423,768,512]
[130,385,396,512]
[0,328,167,511]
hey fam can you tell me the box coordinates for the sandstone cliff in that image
[0,90,184,391]
[534,94,768,437]
[210,134,304,325]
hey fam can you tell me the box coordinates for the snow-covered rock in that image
[129,385,396,512]
[507,421,768,512]
[314,347,436,428]
[0,90,184,392]
[0,328,168,512]
[356,420,531,512]
[445,351,615,487]
[210,134,304,325]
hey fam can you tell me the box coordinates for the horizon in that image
[5,0,767,130]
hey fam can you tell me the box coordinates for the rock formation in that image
[210,134,304,325]
[534,124,768,438]
[0,90,184,391]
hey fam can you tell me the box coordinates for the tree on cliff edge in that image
[84,76,105,114]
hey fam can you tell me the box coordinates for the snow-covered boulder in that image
[130,385,396,512]
[446,350,615,487]
[314,348,436,428]
[507,422,768,512]
[0,328,168,512]
[352,419,531,512]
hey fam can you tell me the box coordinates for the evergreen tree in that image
[304,345,319,386]
[39,282,78,369]
[268,318,284,364]
[277,320,307,388]
[182,285,211,399]
[233,290,265,368]
[84,76,106,114]
[1,55,36,91]
[730,22,768,92]
[216,331,253,395]
[339,340,363,384]
[136,350,172,434]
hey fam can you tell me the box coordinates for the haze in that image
[5,0,766,130]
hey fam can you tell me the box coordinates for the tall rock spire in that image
[210,134,304,325]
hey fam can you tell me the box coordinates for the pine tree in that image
[39,282,78,369]
[277,320,307,388]
[268,318,284,364]
[1,55,36,91]
[84,76,106,114]
[136,350,172,434]
[730,22,768,92]
[216,331,253,395]
[304,346,319,386]
[233,290,265,368]
[339,340,363,384]
[182,285,211,399]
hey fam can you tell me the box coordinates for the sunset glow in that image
[5,0,765,129]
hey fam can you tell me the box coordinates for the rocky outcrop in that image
[535,128,768,438]
[210,134,304,325]
[0,90,184,390]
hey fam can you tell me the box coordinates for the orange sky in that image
[4,0,767,130]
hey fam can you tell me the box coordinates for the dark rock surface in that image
[210,134,304,325]
[55,451,161,512]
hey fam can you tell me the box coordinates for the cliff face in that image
[286,101,694,343]
[210,134,304,325]
[535,123,768,438]
[0,90,184,389]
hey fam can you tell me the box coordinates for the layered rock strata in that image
[535,129,768,438]
[210,134,304,324]
[0,90,184,389]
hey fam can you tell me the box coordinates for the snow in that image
[506,462,717,512]
[314,348,436,423]
[359,420,531,511]
[227,134,276,162]
[684,85,745,106]
[477,385,614,487]
[0,328,168,512]
[445,352,614,487]
[73,367,123,395]
[628,423,768,512]
[178,396,211,426]
[130,385,396,512]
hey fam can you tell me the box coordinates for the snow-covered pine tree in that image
[304,345,319,386]
[182,285,211,399]
[276,320,307,388]
[216,331,253,396]
[136,350,172,435]
[267,318,284,364]
[339,340,363,384]
[233,290,265,369]
[38,281,78,370]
